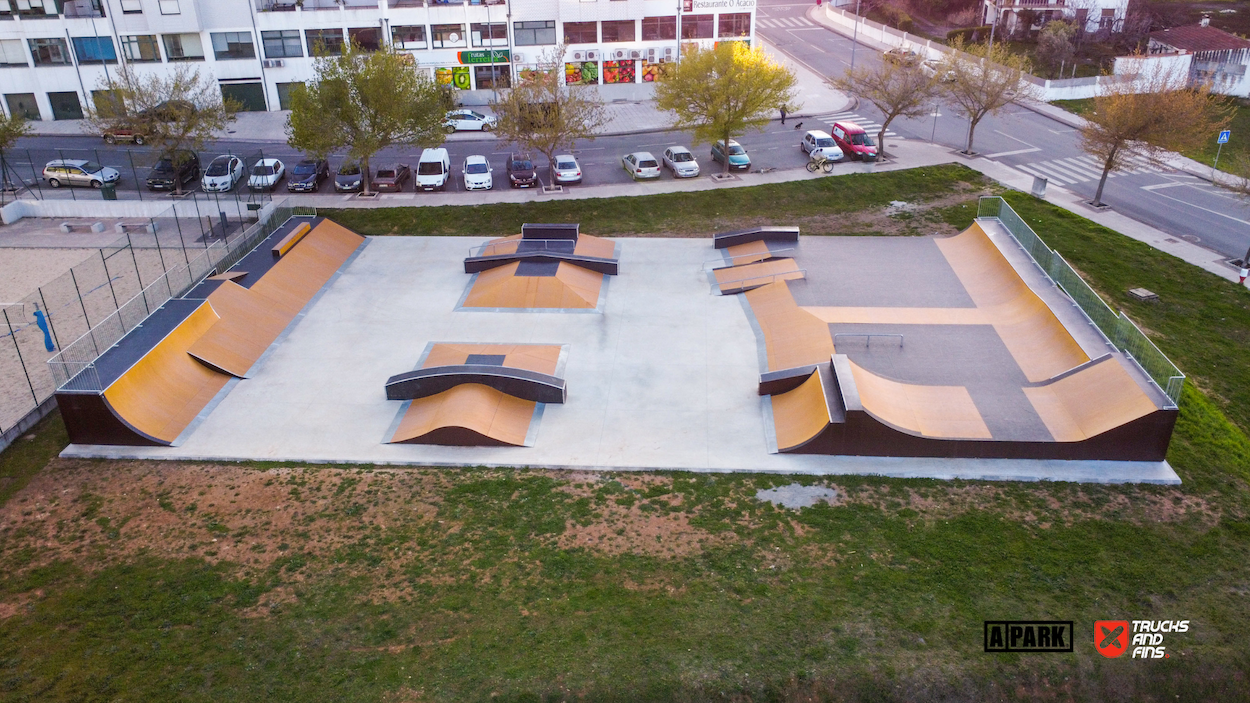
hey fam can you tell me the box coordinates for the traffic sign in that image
[1218,129,1231,144]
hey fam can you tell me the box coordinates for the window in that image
[601,20,635,42]
[348,27,381,51]
[431,24,465,49]
[211,32,255,60]
[162,33,205,61]
[718,13,751,38]
[474,65,510,89]
[470,23,507,47]
[564,21,597,44]
[306,28,344,55]
[391,26,426,50]
[1099,8,1115,29]
[262,30,303,59]
[642,16,676,41]
[276,81,303,110]
[158,0,179,14]
[681,15,713,39]
[513,20,555,46]
[120,35,161,62]
[29,38,71,66]
[120,0,142,12]
[72,37,117,64]
[0,39,28,67]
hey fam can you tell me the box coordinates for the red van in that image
[831,122,878,162]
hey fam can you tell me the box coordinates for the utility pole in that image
[850,0,862,69]
[987,0,998,51]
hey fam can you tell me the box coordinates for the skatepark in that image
[52,198,1183,483]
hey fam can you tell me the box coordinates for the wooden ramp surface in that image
[848,360,992,439]
[744,281,835,372]
[1023,357,1159,441]
[102,301,231,444]
[422,343,562,375]
[389,383,536,446]
[722,241,773,267]
[463,261,603,309]
[714,258,804,295]
[479,233,615,259]
[770,370,833,451]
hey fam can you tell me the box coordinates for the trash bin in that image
[101,182,117,200]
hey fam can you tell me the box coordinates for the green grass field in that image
[3,166,1250,701]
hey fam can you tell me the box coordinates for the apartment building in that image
[0,0,756,120]
[983,0,1129,39]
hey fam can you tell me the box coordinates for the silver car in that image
[42,159,120,189]
[551,154,582,185]
[662,146,700,178]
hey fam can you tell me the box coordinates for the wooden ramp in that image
[714,258,804,295]
[770,369,835,452]
[847,360,991,439]
[1023,356,1160,442]
[389,384,537,446]
[462,261,603,309]
[744,281,835,372]
[422,343,562,376]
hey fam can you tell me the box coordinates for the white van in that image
[416,147,451,191]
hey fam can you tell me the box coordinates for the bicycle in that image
[806,155,837,173]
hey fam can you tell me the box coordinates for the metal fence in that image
[0,186,278,447]
[977,196,1185,406]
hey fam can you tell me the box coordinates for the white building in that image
[0,0,757,119]
[982,0,1129,39]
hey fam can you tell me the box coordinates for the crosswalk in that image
[826,111,902,140]
[1008,154,1166,187]
[756,17,818,29]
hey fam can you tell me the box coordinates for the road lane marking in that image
[985,147,1041,158]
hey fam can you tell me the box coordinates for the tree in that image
[1080,65,1232,206]
[490,44,607,180]
[85,63,237,195]
[1036,20,1076,78]
[287,41,450,196]
[654,42,797,175]
[940,37,1034,154]
[0,110,31,192]
[831,59,939,159]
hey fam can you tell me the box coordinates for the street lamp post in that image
[987,0,999,52]
[850,0,862,69]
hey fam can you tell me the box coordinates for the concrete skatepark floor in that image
[61,233,1180,483]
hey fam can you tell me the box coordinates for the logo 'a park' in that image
[1095,620,1130,658]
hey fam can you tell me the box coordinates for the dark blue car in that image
[287,158,329,193]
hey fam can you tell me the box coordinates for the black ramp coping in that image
[74,298,205,391]
[516,260,561,277]
[184,216,322,298]
[385,364,567,404]
[522,223,579,240]
[517,239,576,254]
[714,226,800,249]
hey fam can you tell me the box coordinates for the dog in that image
[793,122,804,130]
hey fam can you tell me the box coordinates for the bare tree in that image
[940,37,1034,154]
[490,44,608,180]
[831,60,939,158]
[1081,63,1232,206]
[0,110,31,192]
[85,64,238,195]
[1036,20,1077,77]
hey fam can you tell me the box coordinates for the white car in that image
[622,151,661,180]
[662,146,700,178]
[445,109,497,132]
[800,130,844,161]
[201,154,245,192]
[247,158,285,191]
[416,147,451,191]
[462,154,493,190]
[551,154,582,185]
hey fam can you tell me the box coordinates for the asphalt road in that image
[756,0,1250,261]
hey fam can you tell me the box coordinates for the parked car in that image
[201,154,245,192]
[551,154,582,185]
[506,153,537,188]
[800,130,844,161]
[662,146,700,178]
[42,159,120,189]
[462,155,493,190]
[372,163,411,193]
[145,151,201,191]
[102,129,144,145]
[445,109,497,132]
[921,59,956,82]
[830,121,878,161]
[247,158,285,191]
[100,100,195,145]
[334,162,363,193]
[883,48,920,66]
[710,139,751,171]
[415,148,451,191]
[622,152,661,180]
[287,158,329,193]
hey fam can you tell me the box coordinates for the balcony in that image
[996,0,1066,7]
[62,0,105,18]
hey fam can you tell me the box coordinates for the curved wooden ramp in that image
[848,360,992,440]
[389,384,537,446]
[462,261,603,309]
[1023,355,1160,442]
[744,281,835,372]
[770,368,836,452]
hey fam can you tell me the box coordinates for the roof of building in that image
[1149,24,1250,52]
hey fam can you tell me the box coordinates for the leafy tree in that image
[654,42,797,175]
[831,60,939,159]
[85,63,238,195]
[940,37,1034,154]
[490,44,607,180]
[1081,65,1231,206]
[287,41,450,196]
[1036,20,1076,78]
[0,110,31,192]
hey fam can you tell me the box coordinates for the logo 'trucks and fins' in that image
[1096,620,1189,659]
[1094,620,1129,658]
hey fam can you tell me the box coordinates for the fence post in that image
[101,249,121,314]
[4,308,39,406]
[37,287,61,351]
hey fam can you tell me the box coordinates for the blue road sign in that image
[1219,130,1231,144]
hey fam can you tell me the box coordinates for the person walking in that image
[779,107,787,125]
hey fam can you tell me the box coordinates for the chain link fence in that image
[977,196,1185,407]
